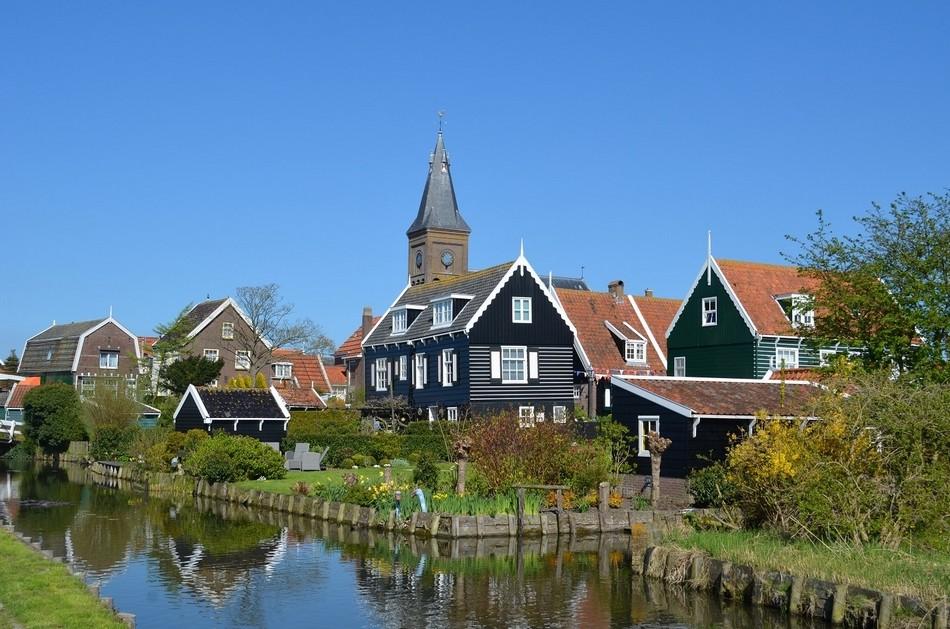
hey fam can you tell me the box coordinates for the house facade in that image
[18,317,142,394]
[334,307,379,400]
[361,131,576,421]
[666,256,858,379]
[173,385,291,442]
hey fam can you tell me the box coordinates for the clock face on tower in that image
[441,249,455,268]
[415,250,424,270]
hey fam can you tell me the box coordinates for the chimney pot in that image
[361,306,373,336]
[607,280,624,299]
[644,288,654,298]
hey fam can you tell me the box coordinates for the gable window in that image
[774,347,799,369]
[552,406,567,423]
[674,356,686,377]
[274,362,292,379]
[512,297,532,323]
[203,349,219,362]
[235,350,250,370]
[99,350,119,370]
[702,297,718,326]
[375,357,389,392]
[432,299,453,328]
[518,406,535,428]
[446,407,458,422]
[625,340,646,363]
[441,349,456,386]
[222,322,234,340]
[778,294,815,329]
[46,349,53,361]
[573,385,582,400]
[414,354,427,389]
[637,416,660,457]
[399,355,408,381]
[392,310,407,334]
[501,346,527,383]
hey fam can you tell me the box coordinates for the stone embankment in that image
[632,545,949,629]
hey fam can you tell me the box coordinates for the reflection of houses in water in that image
[0,471,18,522]
[163,528,288,607]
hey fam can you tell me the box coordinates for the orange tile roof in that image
[630,294,681,363]
[716,259,821,336]
[272,349,330,394]
[322,361,347,387]
[556,289,665,377]
[336,318,380,359]
[273,385,326,409]
[767,367,823,382]
[7,377,41,408]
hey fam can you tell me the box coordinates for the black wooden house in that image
[173,384,291,442]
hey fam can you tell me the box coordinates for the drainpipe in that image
[588,369,597,418]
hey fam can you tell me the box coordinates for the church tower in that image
[407,131,471,285]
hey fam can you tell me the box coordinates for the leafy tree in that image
[83,381,141,460]
[2,349,18,373]
[234,283,334,375]
[787,192,950,378]
[158,356,224,396]
[148,306,196,395]
[23,383,86,456]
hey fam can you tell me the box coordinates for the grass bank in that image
[233,464,455,495]
[0,528,126,628]
[667,529,950,605]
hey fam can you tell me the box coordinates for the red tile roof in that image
[616,376,821,417]
[272,349,331,394]
[630,294,681,363]
[7,377,41,409]
[322,361,347,387]
[716,259,821,336]
[767,367,823,382]
[273,385,326,409]
[138,336,158,357]
[336,318,380,359]
[556,289,665,377]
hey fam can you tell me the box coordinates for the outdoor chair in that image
[299,446,329,472]
[284,442,311,471]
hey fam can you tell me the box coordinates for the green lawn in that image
[234,463,455,495]
[0,528,126,628]
[667,529,950,605]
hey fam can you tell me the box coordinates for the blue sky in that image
[2,2,948,357]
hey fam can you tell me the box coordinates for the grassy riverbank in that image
[0,528,126,628]
[234,464,455,495]
[668,529,950,605]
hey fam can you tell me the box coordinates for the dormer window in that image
[777,294,815,329]
[273,362,292,379]
[432,299,453,328]
[625,340,646,363]
[702,297,718,326]
[392,309,408,334]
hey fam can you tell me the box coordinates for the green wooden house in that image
[665,256,858,379]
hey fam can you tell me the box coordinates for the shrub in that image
[413,452,440,490]
[91,425,139,461]
[184,433,286,483]
[407,452,421,465]
[291,481,311,496]
[341,457,355,469]
[687,461,736,508]
[351,454,365,467]
[23,383,86,455]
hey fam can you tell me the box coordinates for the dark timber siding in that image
[174,395,206,432]
[364,336,471,410]
[666,268,756,378]
[612,383,747,479]
[468,271,574,346]
[469,345,573,412]
[208,418,287,442]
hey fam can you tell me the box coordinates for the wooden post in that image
[555,489,564,512]
[598,482,609,510]
[383,465,392,483]
[516,487,526,534]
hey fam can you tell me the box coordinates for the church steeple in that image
[407,131,471,285]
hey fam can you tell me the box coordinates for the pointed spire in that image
[706,230,713,286]
[406,131,471,236]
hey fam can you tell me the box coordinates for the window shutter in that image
[423,356,428,385]
[387,361,392,385]
[490,350,501,379]
[409,358,414,384]
[452,353,458,383]
[528,351,539,379]
[370,363,376,387]
[437,354,443,384]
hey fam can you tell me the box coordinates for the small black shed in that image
[173,385,291,442]
[610,375,821,479]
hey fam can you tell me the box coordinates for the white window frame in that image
[501,346,528,384]
[512,297,532,323]
[222,322,234,340]
[375,357,389,392]
[399,355,408,381]
[446,407,458,422]
[273,362,293,379]
[791,295,815,328]
[80,378,96,397]
[674,356,686,377]
[99,350,119,370]
[518,406,535,428]
[552,406,567,423]
[441,349,455,387]
[392,309,408,334]
[819,349,837,367]
[702,296,718,327]
[432,299,453,328]
[625,340,646,363]
[235,350,250,371]
[203,348,219,362]
[573,385,581,400]
[604,387,611,408]
[774,347,800,369]
[638,416,660,457]
[209,379,219,388]
[414,354,426,389]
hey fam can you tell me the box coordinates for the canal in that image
[0,463,825,628]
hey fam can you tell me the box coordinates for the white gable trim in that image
[621,321,648,341]
[185,298,274,350]
[269,386,292,419]
[664,256,758,339]
[174,384,210,421]
[610,376,693,417]
[628,295,668,370]
[464,255,577,335]
[19,322,57,374]
[362,282,411,350]
[70,317,143,373]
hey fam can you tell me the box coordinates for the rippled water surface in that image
[0,463,825,628]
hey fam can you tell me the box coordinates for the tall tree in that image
[787,191,950,378]
[23,383,86,457]
[147,305,196,395]
[2,349,18,374]
[234,283,333,375]
[159,356,224,396]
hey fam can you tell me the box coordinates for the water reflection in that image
[0,463,827,628]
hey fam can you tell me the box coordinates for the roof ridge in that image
[717,258,800,270]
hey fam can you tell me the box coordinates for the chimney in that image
[644,288,654,298]
[361,306,373,337]
[607,280,624,300]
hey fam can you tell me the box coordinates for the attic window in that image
[432,299,453,328]
[273,362,292,379]
[625,340,646,363]
[99,350,119,370]
[46,349,53,361]
[392,309,408,334]
[702,297,718,326]
[222,322,234,340]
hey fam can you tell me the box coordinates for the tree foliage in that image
[83,381,141,460]
[2,349,18,373]
[787,192,950,378]
[23,383,86,455]
[158,355,223,396]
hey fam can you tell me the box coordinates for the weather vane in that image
[438,110,446,132]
